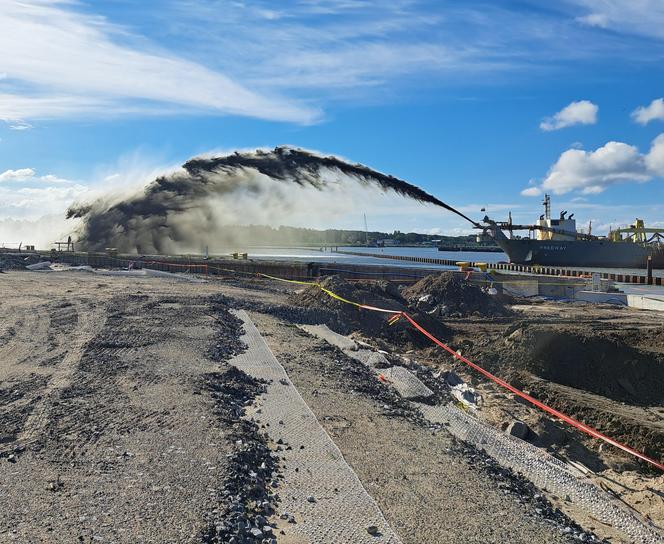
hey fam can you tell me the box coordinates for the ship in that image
[480,195,664,268]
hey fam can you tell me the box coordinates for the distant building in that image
[377,239,400,246]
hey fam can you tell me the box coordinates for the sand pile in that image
[403,272,510,317]
[290,275,449,347]
[504,326,664,406]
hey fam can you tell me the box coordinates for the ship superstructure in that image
[481,195,664,268]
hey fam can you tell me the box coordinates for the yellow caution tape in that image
[256,272,317,286]
[318,287,364,308]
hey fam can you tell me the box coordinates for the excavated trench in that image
[511,329,664,406]
[462,325,664,464]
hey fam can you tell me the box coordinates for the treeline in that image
[223,225,480,246]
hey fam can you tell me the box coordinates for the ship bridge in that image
[536,195,577,241]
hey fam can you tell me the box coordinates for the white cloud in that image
[0,167,88,223]
[163,1,483,93]
[0,183,88,219]
[632,98,664,125]
[523,134,664,195]
[0,156,182,229]
[0,168,81,186]
[542,141,647,194]
[0,0,317,125]
[9,120,32,131]
[0,0,659,128]
[159,0,664,102]
[521,187,542,197]
[573,1,664,40]
[645,134,664,173]
[0,168,36,182]
[576,12,610,28]
[540,100,598,131]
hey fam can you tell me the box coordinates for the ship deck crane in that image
[477,219,600,241]
[609,219,664,244]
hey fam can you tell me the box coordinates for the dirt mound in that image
[289,275,449,347]
[463,323,664,468]
[506,327,664,406]
[0,253,43,271]
[294,275,404,315]
[0,254,28,270]
[403,272,510,317]
[621,326,664,355]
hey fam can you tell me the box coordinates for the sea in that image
[218,246,502,269]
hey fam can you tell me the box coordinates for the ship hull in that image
[493,238,664,269]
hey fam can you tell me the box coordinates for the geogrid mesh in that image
[417,403,663,544]
[230,311,402,543]
[381,365,434,400]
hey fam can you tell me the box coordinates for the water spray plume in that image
[67,146,477,253]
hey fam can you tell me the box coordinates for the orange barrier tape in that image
[399,311,664,472]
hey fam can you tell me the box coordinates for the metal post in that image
[647,256,653,285]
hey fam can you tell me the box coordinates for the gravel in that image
[450,439,606,543]
[296,340,424,424]
[200,367,282,544]
[208,296,247,362]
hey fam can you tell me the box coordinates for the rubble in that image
[201,367,281,544]
[289,275,450,348]
[403,272,511,317]
[0,252,41,271]
[507,420,531,440]
[208,297,247,362]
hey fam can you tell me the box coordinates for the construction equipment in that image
[608,219,664,244]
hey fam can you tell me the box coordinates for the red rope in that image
[400,311,664,471]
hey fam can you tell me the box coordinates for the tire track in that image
[17,297,104,454]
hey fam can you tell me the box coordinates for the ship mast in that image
[543,194,551,220]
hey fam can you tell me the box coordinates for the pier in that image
[333,249,663,285]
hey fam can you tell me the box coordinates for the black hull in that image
[494,238,664,269]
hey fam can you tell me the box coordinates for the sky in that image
[3,0,664,244]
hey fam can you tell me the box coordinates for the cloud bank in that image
[0,168,36,182]
[0,0,317,126]
[0,168,89,217]
[523,134,664,195]
[573,0,664,40]
[540,100,598,131]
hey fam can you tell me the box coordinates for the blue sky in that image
[3,0,664,241]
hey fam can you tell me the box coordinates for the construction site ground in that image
[1,270,662,543]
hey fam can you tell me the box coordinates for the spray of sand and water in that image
[67,146,475,254]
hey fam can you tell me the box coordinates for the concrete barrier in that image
[626,294,664,311]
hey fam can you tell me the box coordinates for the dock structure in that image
[332,249,663,285]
